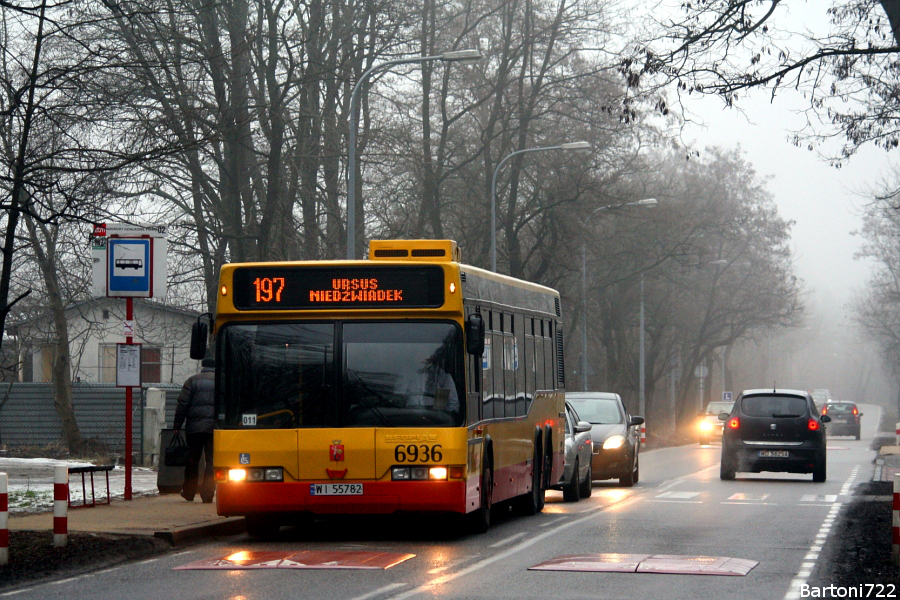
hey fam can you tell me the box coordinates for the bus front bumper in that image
[216,480,468,516]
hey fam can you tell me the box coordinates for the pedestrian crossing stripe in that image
[655,492,701,499]
[727,493,769,501]
[800,494,837,503]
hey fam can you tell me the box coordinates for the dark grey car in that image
[566,392,643,487]
[720,389,831,482]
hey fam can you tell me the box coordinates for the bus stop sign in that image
[108,238,152,296]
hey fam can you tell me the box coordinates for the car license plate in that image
[758,450,789,458]
[309,483,363,496]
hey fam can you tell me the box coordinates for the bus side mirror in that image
[466,313,485,356]
[190,320,208,360]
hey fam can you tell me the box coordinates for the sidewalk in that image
[874,443,900,482]
[8,493,245,546]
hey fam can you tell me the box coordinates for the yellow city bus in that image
[192,239,566,536]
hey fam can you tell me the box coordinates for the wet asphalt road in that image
[6,404,880,600]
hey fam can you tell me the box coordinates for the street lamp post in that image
[490,141,591,272]
[639,272,645,418]
[347,49,481,260]
[580,198,657,392]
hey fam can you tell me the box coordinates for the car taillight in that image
[728,417,739,429]
[820,406,827,414]
[852,407,858,415]
[808,419,820,431]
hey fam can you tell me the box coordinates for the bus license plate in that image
[758,450,789,458]
[310,483,363,496]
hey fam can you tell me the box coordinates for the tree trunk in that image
[24,215,82,452]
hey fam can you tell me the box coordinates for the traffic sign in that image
[723,391,733,401]
[91,223,167,298]
[108,239,152,296]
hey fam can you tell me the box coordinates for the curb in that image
[154,517,245,546]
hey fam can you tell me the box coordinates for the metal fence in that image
[0,382,182,455]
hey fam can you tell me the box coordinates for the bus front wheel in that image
[469,456,493,533]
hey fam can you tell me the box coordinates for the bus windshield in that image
[217,321,464,429]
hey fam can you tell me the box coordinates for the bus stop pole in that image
[125,296,133,501]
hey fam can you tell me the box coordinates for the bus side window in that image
[492,323,505,419]
[482,326,494,420]
[543,321,554,391]
[503,313,515,418]
[515,313,526,416]
[526,330,536,401]
[535,331,545,392]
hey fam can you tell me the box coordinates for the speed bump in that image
[529,553,758,576]
[175,550,415,570]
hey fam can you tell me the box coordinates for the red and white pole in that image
[893,473,900,568]
[53,465,68,548]
[0,472,8,565]
[896,422,900,446]
[125,296,133,501]
[640,425,647,445]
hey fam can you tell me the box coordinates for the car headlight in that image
[602,435,626,450]
[699,421,714,432]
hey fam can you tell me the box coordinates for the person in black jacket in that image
[174,357,216,502]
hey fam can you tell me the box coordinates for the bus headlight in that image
[265,468,283,481]
[228,468,247,482]
[699,420,714,432]
[429,467,448,480]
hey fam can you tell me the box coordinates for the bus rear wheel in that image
[516,446,545,516]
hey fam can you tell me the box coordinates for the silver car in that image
[551,402,594,502]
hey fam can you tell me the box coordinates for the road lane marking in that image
[539,516,569,527]
[784,466,859,599]
[386,494,641,600]
[489,532,527,547]
[727,493,770,501]
[655,491,701,499]
[721,501,778,505]
[799,495,837,503]
[348,583,407,600]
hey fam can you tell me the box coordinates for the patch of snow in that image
[0,458,161,514]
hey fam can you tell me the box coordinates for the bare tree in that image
[626,0,900,160]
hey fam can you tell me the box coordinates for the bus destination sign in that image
[232,266,445,310]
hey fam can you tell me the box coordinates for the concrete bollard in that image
[53,465,67,548]
[893,473,900,568]
[0,473,8,565]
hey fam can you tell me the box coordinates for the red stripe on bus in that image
[216,480,468,516]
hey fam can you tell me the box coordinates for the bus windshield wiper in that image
[347,372,396,427]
